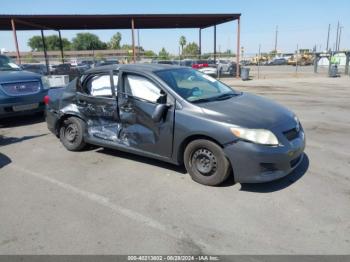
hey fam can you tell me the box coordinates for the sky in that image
[0,0,349,55]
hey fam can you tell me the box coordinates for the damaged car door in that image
[77,71,120,142]
[117,71,175,158]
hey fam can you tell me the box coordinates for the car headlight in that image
[41,76,50,89]
[230,127,279,146]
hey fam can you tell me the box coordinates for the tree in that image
[179,36,187,54]
[45,35,71,51]
[121,44,133,50]
[28,35,71,51]
[28,36,44,51]
[72,33,107,50]
[108,32,122,49]
[144,50,157,58]
[183,42,199,56]
[158,47,169,59]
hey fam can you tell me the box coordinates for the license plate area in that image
[12,103,39,112]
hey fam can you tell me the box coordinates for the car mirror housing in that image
[152,104,169,122]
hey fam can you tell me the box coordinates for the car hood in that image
[0,70,41,82]
[199,92,294,129]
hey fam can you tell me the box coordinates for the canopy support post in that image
[41,29,50,75]
[214,25,217,63]
[58,30,64,64]
[236,16,241,78]
[11,19,21,65]
[131,18,136,63]
[345,52,349,75]
[199,28,202,59]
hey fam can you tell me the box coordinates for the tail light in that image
[192,63,209,69]
[44,95,50,105]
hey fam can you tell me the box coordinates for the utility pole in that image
[295,44,299,74]
[326,24,330,51]
[137,29,140,60]
[274,25,278,55]
[257,44,261,79]
[338,26,343,51]
[335,21,340,51]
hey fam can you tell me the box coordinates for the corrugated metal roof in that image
[0,14,240,31]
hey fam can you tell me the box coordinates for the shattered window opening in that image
[86,74,118,98]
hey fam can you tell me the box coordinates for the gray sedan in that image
[46,64,305,186]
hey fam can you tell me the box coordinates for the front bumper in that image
[224,131,305,183]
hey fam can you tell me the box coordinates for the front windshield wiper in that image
[0,68,21,71]
[191,93,239,104]
[212,92,238,101]
[191,97,214,103]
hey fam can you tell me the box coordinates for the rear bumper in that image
[224,132,305,183]
[45,107,60,135]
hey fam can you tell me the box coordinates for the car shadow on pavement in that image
[0,134,48,146]
[0,153,11,168]
[239,154,310,193]
[0,113,44,128]
[96,148,188,174]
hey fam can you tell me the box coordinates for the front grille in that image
[283,128,299,141]
[0,81,41,96]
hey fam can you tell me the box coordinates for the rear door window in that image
[86,74,118,97]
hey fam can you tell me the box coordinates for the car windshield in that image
[0,55,21,71]
[155,68,239,103]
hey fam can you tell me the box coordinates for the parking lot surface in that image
[1,76,350,254]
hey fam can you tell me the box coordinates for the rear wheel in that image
[59,117,86,151]
[184,139,231,186]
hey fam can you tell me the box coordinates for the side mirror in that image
[156,91,167,104]
[152,104,169,122]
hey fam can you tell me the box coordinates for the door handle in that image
[120,105,132,112]
[120,101,134,112]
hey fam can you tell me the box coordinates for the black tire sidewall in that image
[184,139,231,186]
[59,117,86,151]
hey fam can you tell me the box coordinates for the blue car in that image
[0,55,48,119]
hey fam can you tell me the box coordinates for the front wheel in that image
[184,139,231,186]
[59,117,86,151]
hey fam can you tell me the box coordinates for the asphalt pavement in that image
[0,76,349,254]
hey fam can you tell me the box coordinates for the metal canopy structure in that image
[0,13,241,77]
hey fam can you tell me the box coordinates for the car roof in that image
[84,63,184,74]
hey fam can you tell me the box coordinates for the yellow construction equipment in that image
[288,53,314,66]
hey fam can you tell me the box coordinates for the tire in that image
[59,117,86,151]
[184,139,231,186]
